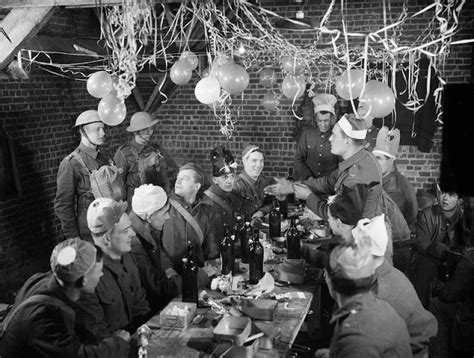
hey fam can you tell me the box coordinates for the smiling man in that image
[76,198,151,340]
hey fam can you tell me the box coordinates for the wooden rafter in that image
[0,0,184,9]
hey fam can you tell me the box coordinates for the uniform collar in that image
[130,137,147,152]
[78,142,99,159]
[338,147,366,173]
[103,253,129,276]
[330,291,375,324]
[375,259,392,277]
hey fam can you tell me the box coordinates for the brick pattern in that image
[0,2,472,301]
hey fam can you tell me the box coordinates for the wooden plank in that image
[132,86,145,111]
[144,76,166,112]
[0,0,184,8]
[0,7,55,71]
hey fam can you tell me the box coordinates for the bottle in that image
[286,217,301,259]
[249,228,264,284]
[287,167,295,204]
[269,199,281,239]
[240,216,252,263]
[220,224,235,275]
[182,243,198,305]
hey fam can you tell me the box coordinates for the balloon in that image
[98,93,127,126]
[358,80,396,118]
[87,71,113,99]
[280,55,305,75]
[259,68,276,88]
[335,69,365,100]
[195,77,221,104]
[180,51,199,70]
[262,91,280,111]
[217,63,250,94]
[281,75,306,99]
[170,60,192,85]
[201,67,211,78]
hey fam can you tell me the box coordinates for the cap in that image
[351,214,388,257]
[337,113,368,139]
[50,238,97,283]
[210,146,237,177]
[87,198,128,234]
[126,112,159,132]
[373,126,400,159]
[312,93,337,115]
[329,183,369,226]
[132,184,168,220]
[242,145,262,161]
[74,110,102,128]
[329,235,375,280]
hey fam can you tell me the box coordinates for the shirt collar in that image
[131,137,146,152]
[330,292,375,324]
[338,148,366,173]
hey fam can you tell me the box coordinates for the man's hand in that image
[314,348,329,358]
[264,178,294,196]
[114,329,131,342]
[294,182,313,200]
[251,211,264,227]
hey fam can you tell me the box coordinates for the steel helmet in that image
[126,112,159,132]
[74,110,102,128]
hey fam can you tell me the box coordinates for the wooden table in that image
[144,259,315,357]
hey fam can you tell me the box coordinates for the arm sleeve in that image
[440,258,474,303]
[76,292,112,340]
[54,157,79,239]
[129,256,152,327]
[294,132,313,180]
[303,169,338,196]
[305,193,329,220]
[113,148,128,185]
[331,334,383,358]
[414,209,435,255]
[202,210,220,260]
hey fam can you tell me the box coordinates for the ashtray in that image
[213,316,251,346]
[240,299,277,321]
[159,301,197,330]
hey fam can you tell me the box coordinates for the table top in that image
[144,259,316,358]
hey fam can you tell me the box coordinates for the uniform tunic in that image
[232,171,275,218]
[54,143,113,241]
[294,127,339,180]
[205,184,242,239]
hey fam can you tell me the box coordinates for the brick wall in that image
[0,1,472,301]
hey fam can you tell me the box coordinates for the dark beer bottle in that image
[220,224,235,275]
[182,243,198,304]
[286,217,301,259]
[249,228,264,284]
[269,199,281,239]
[287,167,295,204]
[240,216,252,263]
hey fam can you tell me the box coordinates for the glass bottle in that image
[240,216,252,263]
[269,199,281,239]
[287,167,295,204]
[182,243,198,304]
[249,228,264,284]
[286,217,301,259]
[220,224,235,275]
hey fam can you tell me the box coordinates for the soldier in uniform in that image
[54,110,115,242]
[114,111,179,205]
[293,94,339,180]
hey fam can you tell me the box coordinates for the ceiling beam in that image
[0,0,183,9]
[0,7,55,71]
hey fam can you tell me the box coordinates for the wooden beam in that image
[0,0,184,9]
[132,86,145,111]
[0,7,55,71]
[144,76,165,112]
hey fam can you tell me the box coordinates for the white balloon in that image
[195,77,221,104]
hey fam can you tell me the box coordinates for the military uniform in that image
[114,138,178,205]
[76,253,151,339]
[329,292,412,357]
[232,171,275,218]
[294,127,339,180]
[54,143,113,241]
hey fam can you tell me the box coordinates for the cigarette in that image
[244,332,264,343]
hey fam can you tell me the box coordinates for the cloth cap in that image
[50,238,97,283]
[329,183,369,226]
[242,144,262,161]
[337,113,368,139]
[74,110,102,128]
[312,93,337,115]
[210,146,237,177]
[351,214,388,257]
[373,126,400,159]
[126,112,159,132]
[132,184,168,220]
[329,235,375,280]
[87,198,128,234]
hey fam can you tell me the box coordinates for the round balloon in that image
[217,63,250,94]
[335,69,365,100]
[280,55,305,75]
[262,91,280,111]
[359,80,395,118]
[259,68,276,88]
[98,93,127,126]
[195,77,221,104]
[87,71,113,99]
[201,67,211,78]
[170,60,192,85]
[281,75,306,99]
[180,51,199,70]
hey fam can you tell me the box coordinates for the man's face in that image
[175,169,201,197]
[148,203,170,231]
[327,208,342,237]
[82,260,104,294]
[329,124,349,156]
[243,151,264,179]
[109,214,135,256]
[440,192,459,212]
[374,153,393,176]
[315,112,332,133]
[83,122,105,145]
[136,126,154,143]
[214,173,235,192]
